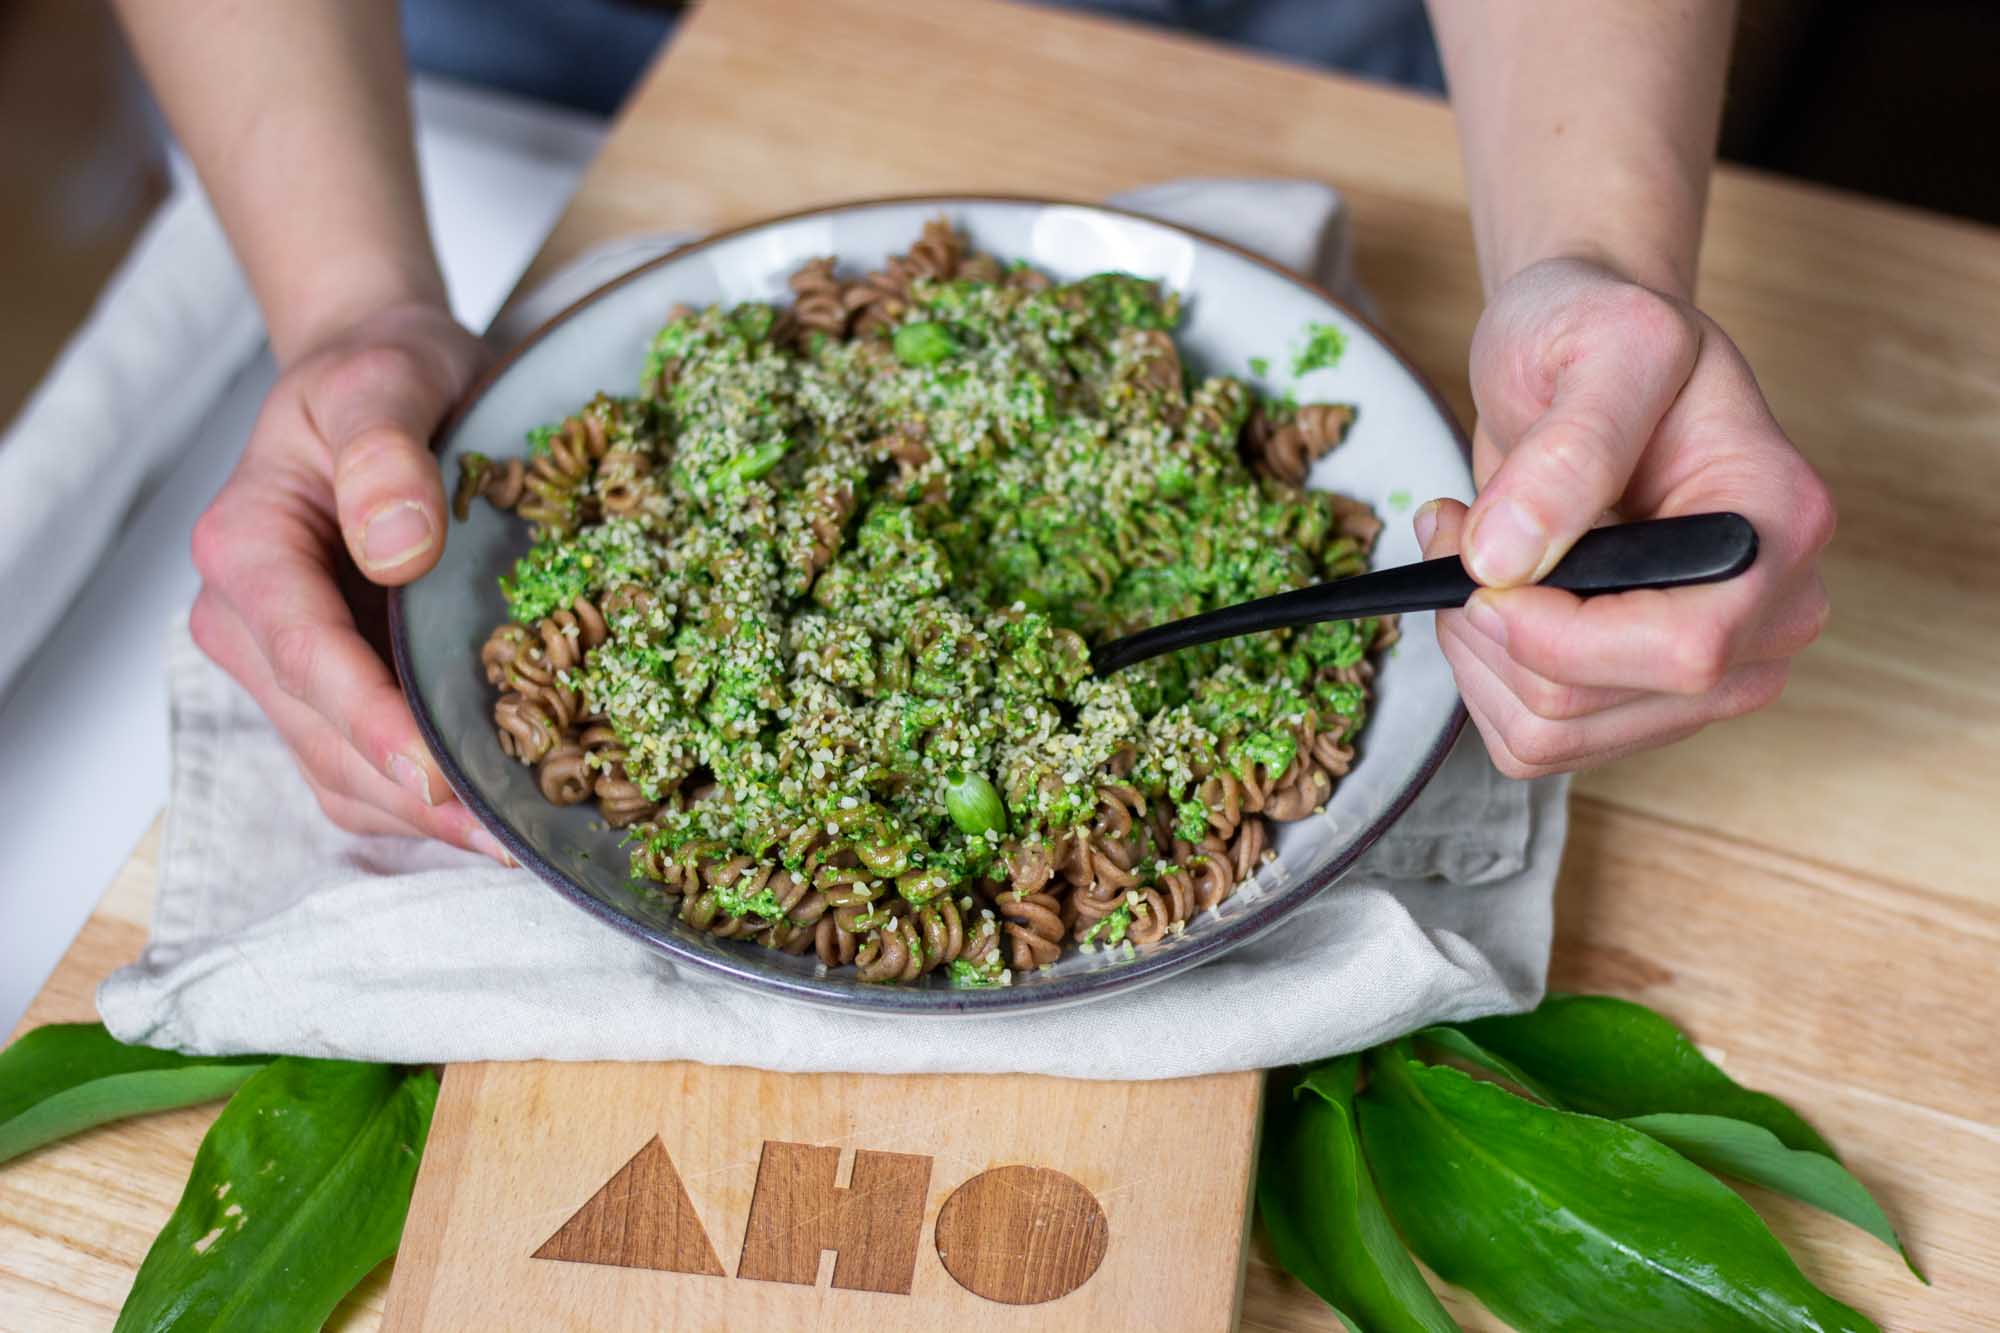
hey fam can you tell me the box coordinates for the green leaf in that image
[115,1058,438,1332]
[1414,1025,1563,1107]
[1457,995,1837,1158]
[1625,1113,1923,1282]
[1358,1046,1876,1333]
[0,1024,265,1166]
[1258,1056,1459,1333]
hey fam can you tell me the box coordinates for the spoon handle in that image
[1092,511,1758,677]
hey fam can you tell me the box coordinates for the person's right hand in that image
[187,301,508,860]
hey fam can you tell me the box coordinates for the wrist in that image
[1501,242,1692,306]
[268,255,451,369]
[1490,233,1694,305]
[1478,154,1707,302]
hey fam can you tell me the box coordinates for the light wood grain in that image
[0,822,394,1332]
[380,1061,1260,1331]
[4,0,1998,1329]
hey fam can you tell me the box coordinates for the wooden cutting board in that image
[382,1062,1260,1330]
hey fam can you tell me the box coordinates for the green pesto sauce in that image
[1291,322,1348,376]
[487,262,1382,928]
[1080,903,1135,948]
[948,955,1009,988]
[713,880,787,922]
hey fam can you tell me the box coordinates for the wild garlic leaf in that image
[1625,1112,1924,1282]
[1258,1055,1459,1333]
[1358,1046,1876,1333]
[0,1024,264,1166]
[1456,994,1837,1158]
[114,1058,438,1333]
[1413,1025,1563,1107]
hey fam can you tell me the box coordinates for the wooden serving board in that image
[383,1063,1258,1330]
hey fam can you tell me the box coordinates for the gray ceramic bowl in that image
[390,196,1471,1014]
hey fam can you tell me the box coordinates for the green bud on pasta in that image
[893,320,960,367]
[944,771,1008,837]
[726,438,790,481]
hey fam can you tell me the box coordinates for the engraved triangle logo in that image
[533,1136,724,1275]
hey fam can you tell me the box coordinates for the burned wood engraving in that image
[933,1165,1109,1305]
[735,1141,934,1294]
[532,1137,724,1275]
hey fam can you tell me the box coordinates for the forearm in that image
[1426,0,1735,300]
[113,0,444,364]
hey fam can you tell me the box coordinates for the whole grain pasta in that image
[458,221,1389,985]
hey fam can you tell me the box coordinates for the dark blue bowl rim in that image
[388,193,1472,1016]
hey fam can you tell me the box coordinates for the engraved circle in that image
[933,1165,1109,1305]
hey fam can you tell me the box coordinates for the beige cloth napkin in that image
[99,181,1566,1078]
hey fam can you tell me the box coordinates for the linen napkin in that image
[99,181,1566,1079]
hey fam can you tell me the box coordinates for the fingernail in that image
[1466,498,1548,586]
[1413,499,1441,551]
[1463,591,1509,648]
[388,752,437,805]
[362,500,436,572]
[469,828,515,867]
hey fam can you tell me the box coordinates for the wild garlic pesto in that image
[471,231,1385,985]
[1291,321,1348,376]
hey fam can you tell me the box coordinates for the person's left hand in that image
[1419,257,1835,778]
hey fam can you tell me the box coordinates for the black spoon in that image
[1092,511,1758,676]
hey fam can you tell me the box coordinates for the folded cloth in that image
[100,181,1566,1078]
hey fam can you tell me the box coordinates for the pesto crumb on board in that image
[468,231,1386,985]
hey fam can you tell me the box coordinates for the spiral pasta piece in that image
[996,891,1065,971]
[454,454,527,520]
[537,744,594,805]
[481,623,533,688]
[843,217,968,335]
[956,252,1003,284]
[1117,328,1184,404]
[856,916,925,983]
[788,257,849,339]
[1263,759,1331,821]
[1245,401,1357,487]
[596,450,653,516]
[494,692,562,764]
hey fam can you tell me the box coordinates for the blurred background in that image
[3,0,1997,430]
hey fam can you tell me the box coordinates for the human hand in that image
[188,301,508,857]
[1419,258,1834,778]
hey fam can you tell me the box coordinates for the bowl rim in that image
[389,192,1471,1015]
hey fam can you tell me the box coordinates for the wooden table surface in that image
[5,0,1998,1328]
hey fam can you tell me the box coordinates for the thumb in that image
[312,327,475,586]
[1462,299,1697,588]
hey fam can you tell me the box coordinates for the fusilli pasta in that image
[458,220,1386,985]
